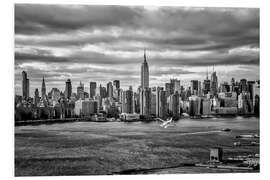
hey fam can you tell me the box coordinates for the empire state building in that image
[141,49,149,89]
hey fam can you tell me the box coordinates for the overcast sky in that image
[14,4,259,96]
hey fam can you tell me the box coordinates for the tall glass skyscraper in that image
[90,82,97,98]
[22,71,29,99]
[65,79,72,99]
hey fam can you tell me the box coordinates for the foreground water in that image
[15,117,259,176]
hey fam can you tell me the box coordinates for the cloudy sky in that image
[14,4,259,96]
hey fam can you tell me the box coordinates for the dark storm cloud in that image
[15,51,141,65]
[15,4,142,35]
[15,52,70,63]
[150,54,259,67]
[14,5,259,94]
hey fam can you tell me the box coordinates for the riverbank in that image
[15,114,259,126]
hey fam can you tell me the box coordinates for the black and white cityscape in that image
[15,4,260,176]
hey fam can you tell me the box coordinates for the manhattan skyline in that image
[15,5,259,96]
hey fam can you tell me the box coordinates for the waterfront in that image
[15,117,259,176]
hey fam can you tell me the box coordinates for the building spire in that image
[41,76,46,97]
[144,48,146,62]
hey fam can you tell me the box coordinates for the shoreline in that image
[14,114,259,126]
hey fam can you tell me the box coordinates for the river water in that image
[15,116,259,176]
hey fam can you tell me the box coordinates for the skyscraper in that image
[203,68,211,95]
[156,89,167,119]
[107,81,113,97]
[170,79,181,93]
[113,80,120,89]
[240,79,248,92]
[41,76,46,97]
[191,80,199,95]
[165,82,173,96]
[90,82,97,98]
[77,81,84,100]
[65,79,72,99]
[141,49,149,89]
[122,89,133,113]
[210,68,218,96]
[150,92,156,115]
[168,92,180,119]
[140,88,151,117]
[34,88,40,106]
[22,71,29,99]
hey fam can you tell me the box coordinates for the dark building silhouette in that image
[90,82,97,98]
[65,79,72,99]
[210,70,218,96]
[41,76,46,97]
[191,80,199,95]
[113,80,120,89]
[107,81,113,97]
[122,89,133,113]
[203,69,211,95]
[22,71,29,99]
[34,88,40,106]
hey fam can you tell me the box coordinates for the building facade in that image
[140,88,151,117]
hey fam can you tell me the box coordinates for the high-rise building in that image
[156,89,167,119]
[191,80,199,95]
[238,92,252,114]
[77,81,84,100]
[168,92,180,119]
[141,49,149,89]
[170,79,181,93]
[122,89,133,113]
[65,79,72,99]
[34,88,40,106]
[203,69,211,95]
[113,80,120,89]
[22,71,29,99]
[133,92,140,113]
[96,84,106,99]
[150,92,156,115]
[139,88,151,117]
[90,82,96,98]
[210,69,218,96]
[112,80,120,101]
[165,82,173,96]
[240,79,248,92]
[41,76,46,97]
[220,82,230,93]
[189,95,201,116]
[107,82,113,97]
[252,81,260,114]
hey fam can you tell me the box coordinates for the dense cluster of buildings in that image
[15,50,260,122]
